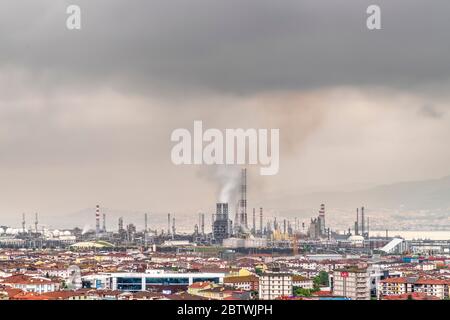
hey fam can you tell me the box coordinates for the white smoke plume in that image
[198,165,241,204]
[81,224,91,235]
[216,165,241,204]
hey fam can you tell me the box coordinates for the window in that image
[116,277,142,291]
[193,277,220,283]
[146,277,189,285]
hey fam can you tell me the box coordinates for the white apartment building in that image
[292,275,314,289]
[258,273,292,300]
[377,277,409,298]
[413,279,449,299]
[1,275,60,293]
[332,268,371,300]
[379,277,450,300]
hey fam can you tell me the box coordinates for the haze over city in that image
[1,0,450,231]
[2,1,450,306]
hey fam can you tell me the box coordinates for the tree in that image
[313,271,329,288]
[293,287,313,297]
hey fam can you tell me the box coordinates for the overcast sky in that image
[1,1,450,226]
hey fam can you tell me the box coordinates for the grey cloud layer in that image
[1,0,450,94]
[1,1,450,225]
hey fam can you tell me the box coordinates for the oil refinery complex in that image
[1,167,450,301]
[0,168,448,256]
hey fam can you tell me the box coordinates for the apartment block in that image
[258,273,292,300]
[332,268,370,300]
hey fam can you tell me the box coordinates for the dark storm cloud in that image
[1,0,450,94]
[2,0,450,226]
[419,104,444,119]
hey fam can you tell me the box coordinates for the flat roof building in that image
[332,268,370,300]
[96,272,226,292]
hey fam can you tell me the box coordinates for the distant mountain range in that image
[36,175,450,231]
[45,208,161,231]
[271,175,450,211]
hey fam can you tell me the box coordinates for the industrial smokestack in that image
[103,212,106,232]
[361,206,365,236]
[318,203,326,236]
[242,168,247,228]
[319,204,325,216]
[95,205,100,236]
[34,213,38,233]
[167,213,171,235]
[172,217,176,237]
[144,213,148,233]
[201,213,205,235]
[252,208,256,235]
[356,208,359,235]
[118,217,124,232]
[216,203,229,220]
[236,168,248,229]
[259,207,263,235]
[22,213,26,233]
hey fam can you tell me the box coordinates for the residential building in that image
[332,268,370,300]
[258,273,292,300]
[0,274,60,293]
[224,275,259,291]
[292,275,314,289]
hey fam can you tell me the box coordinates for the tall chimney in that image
[237,168,248,228]
[144,213,148,233]
[201,213,205,235]
[356,208,359,235]
[361,206,365,236]
[172,217,176,237]
[259,207,263,235]
[102,212,106,232]
[34,212,38,233]
[252,208,256,235]
[95,205,100,236]
[167,213,171,235]
[118,217,123,232]
[22,213,26,233]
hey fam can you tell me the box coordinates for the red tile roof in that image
[380,277,408,284]
[189,282,212,289]
[224,275,258,283]
[382,292,440,300]
[0,288,23,298]
[313,290,332,297]
[415,278,450,285]
[2,274,58,285]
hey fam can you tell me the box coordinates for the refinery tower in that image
[234,168,248,234]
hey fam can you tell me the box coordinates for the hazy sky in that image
[1,0,450,225]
